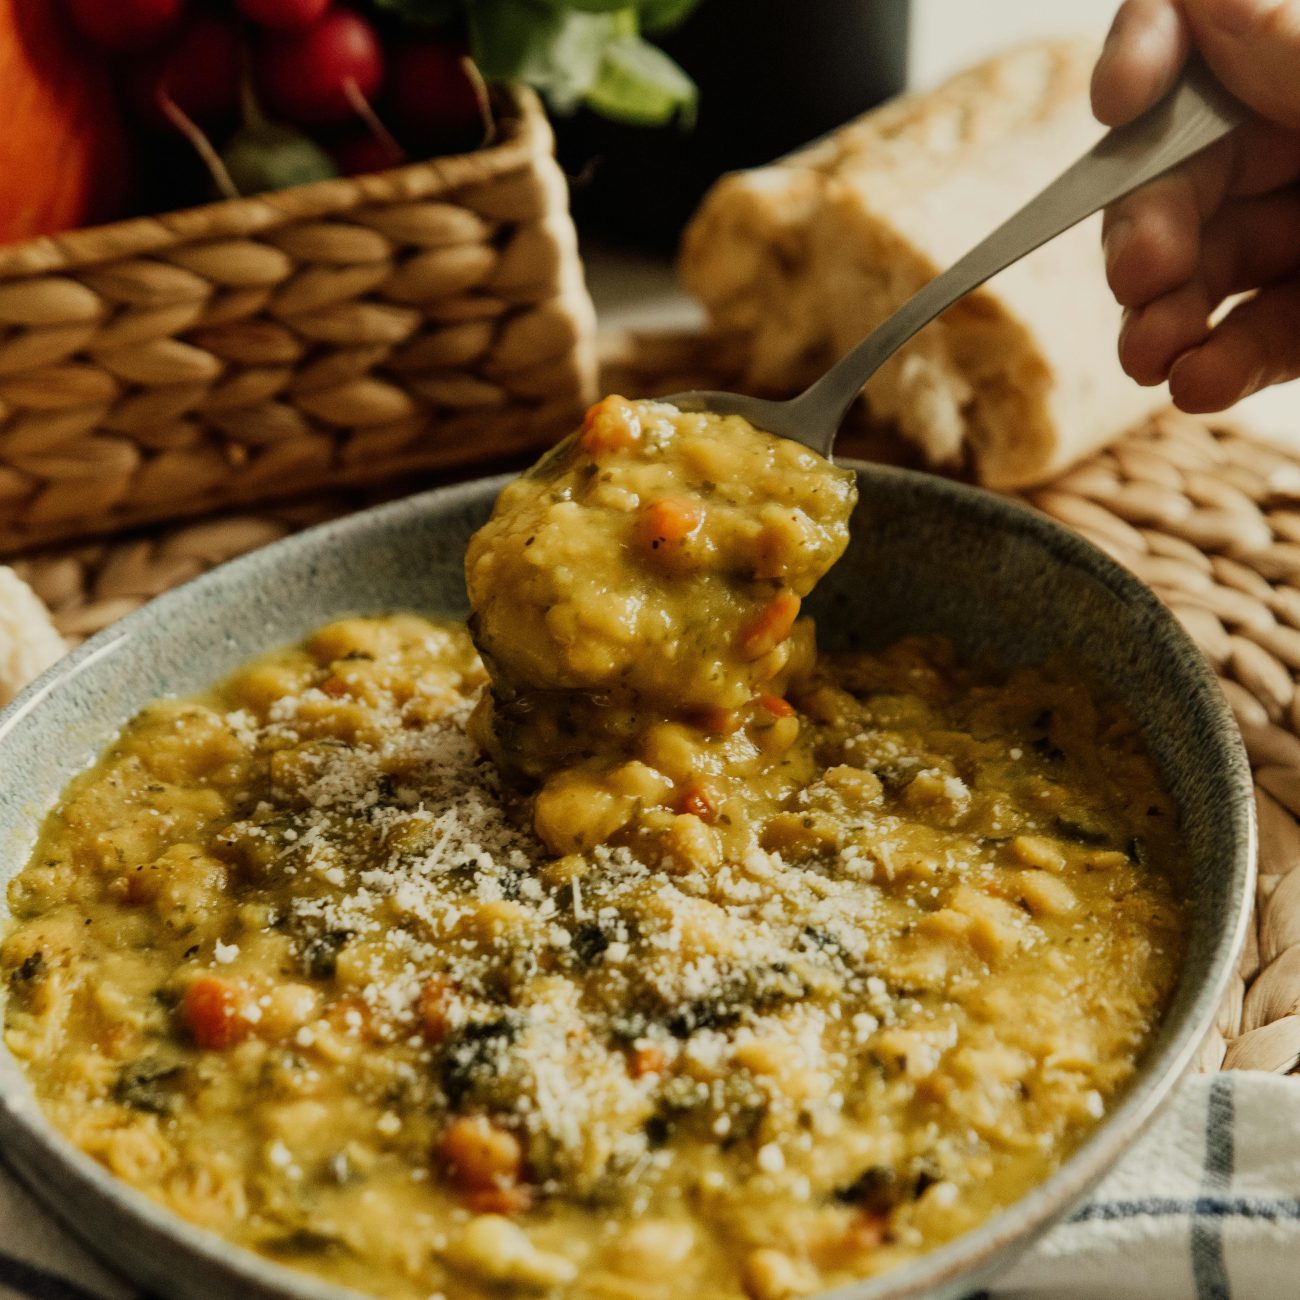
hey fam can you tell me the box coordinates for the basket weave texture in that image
[10,332,1300,1080]
[0,88,597,554]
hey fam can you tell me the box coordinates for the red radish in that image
[389,40,483,141]
[66,0,183,52]
[237,0,330,30]
[331,131,404,177]
[129,12,240,127]
[257,7,384,126]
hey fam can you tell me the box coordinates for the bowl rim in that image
[0,462,1257,1300]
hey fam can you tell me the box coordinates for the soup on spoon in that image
[466,395,858,854]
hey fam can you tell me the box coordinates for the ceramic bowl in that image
[0,464,1255,1300]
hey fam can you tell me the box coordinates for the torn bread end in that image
[0,567,65,707]
[682,39,1168,488]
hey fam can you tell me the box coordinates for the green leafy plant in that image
[374,0,700,126]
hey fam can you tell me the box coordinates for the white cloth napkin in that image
[0,1072,1297,1299]
[994,1072,1300,1300]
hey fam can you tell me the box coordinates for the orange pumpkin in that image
[0,0,130,243]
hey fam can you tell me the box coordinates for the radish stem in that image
[159,92,241,202]
[342,78,406,169]
[462,56,496,149]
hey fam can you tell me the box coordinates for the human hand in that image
[1092,0,1300,412]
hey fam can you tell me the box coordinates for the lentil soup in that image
[2,401,1185,1300]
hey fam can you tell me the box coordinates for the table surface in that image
[585,0,1300,449]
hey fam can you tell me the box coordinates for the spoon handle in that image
[793,56,1248,443]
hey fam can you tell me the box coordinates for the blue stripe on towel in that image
[1191,1075,1235,1300]
[1071,1195,1300,1224]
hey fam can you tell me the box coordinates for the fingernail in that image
[1104,217,1135,271]
[1118,306,1137,367]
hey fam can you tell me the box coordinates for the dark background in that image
[556,0,912,249]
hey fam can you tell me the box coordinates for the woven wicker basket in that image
[0,87,597,555]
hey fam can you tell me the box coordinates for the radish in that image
[66,0,184,52]
[389,40,485,143]
[331,131,405,177]
[237,0,331,31]
[257,7,384,126]
[129,13,240,127]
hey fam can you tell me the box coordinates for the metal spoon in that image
[667,58,1246,459]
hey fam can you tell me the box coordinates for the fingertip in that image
[1117,309,1158,385]
[1167,350,1217,412]
[1104,197,1200,307]
[1118,287,1214,386]
[1091,0,1191,126]
[1184,0,1300,130]
[1091,50,1146,127]
[1168,340,1258,412]
[1119,325,1174,387]
[1091,51,1132,127]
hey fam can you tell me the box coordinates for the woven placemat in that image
[8,344,1299,1080]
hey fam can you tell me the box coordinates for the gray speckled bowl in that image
[0,464,1255,1300]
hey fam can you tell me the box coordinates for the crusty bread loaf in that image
[680,40,1167,489]
[0,567,64,706]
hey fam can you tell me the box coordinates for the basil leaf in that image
[469,0,617,112]
[466,0,555,83]
[583,32,697,125]
[372,0,703,126]
[637,0,700,32]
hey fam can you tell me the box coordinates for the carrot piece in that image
[578,395,641,455]
[757,693,795,718]
[692,706,742,737]
[676,779,720,823]
[637,495,703,555]
[580,398,608,430]
[739,591,801,660]
[630,1044,667,1077]
[439,1115,526,1208]
[325,995,375,1041]
[417,976,456,1044]
[181,976,251,1050]
[464,1184,534,1215]
[440,1115,523,1186]
[848,1212,889,1251]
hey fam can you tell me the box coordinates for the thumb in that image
[1185,0,1300,128]
[1092,1,1191,126]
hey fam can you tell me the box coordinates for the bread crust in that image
[0,566,64,706]
[680,40,1168,488]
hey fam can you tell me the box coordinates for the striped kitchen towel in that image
[0,1073,1298,1299]
[995,1071,1300,1299]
